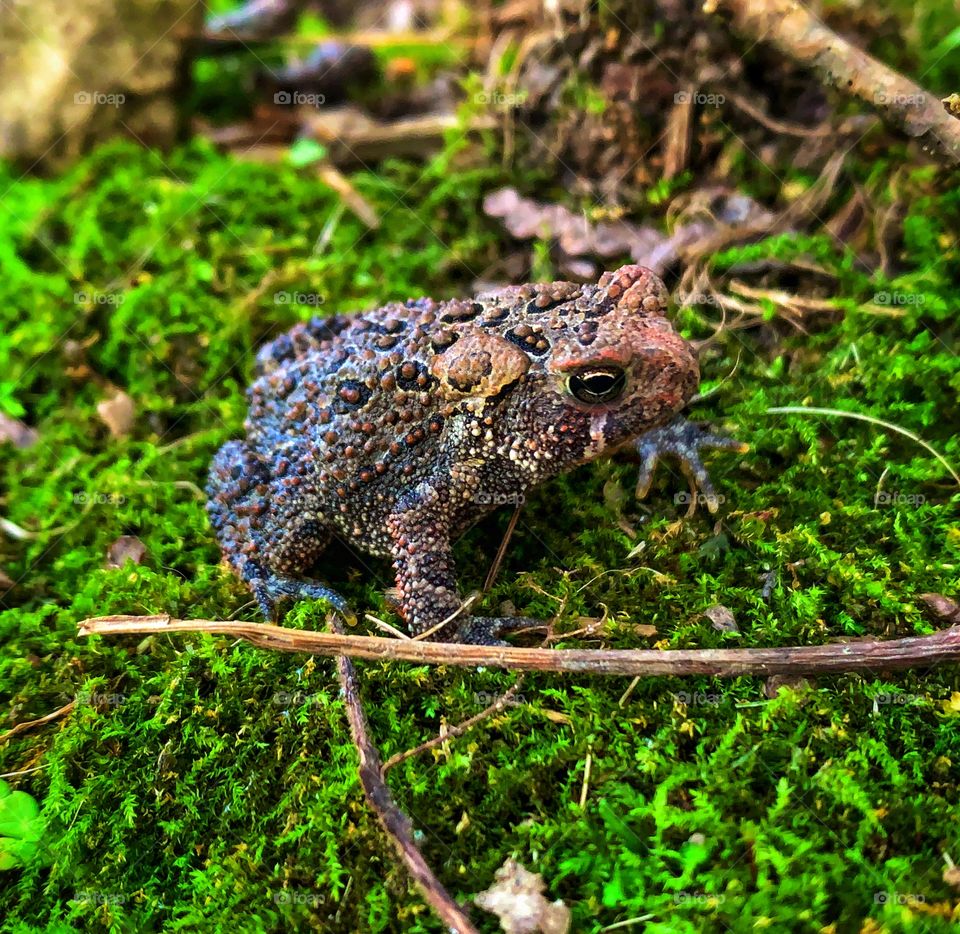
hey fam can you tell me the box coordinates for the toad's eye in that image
[568,367,627,404]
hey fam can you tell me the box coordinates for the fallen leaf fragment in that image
[703,604,739,633]
[97,391,135,438]
[483,186,774,275]
[474,858,570,934]
[0,413,38,449]
[106,536,147,569]
[921,593,960,624]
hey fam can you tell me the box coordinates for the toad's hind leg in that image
[206,440,347,620]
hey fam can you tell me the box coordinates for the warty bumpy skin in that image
[207,264,711,644]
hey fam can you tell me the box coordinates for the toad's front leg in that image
[386,480,538,645]
[634,416,748,515]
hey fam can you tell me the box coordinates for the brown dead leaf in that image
[97,390,135,438]
[663,87,694,180]
[106,536,147,569]
[0,412,38,449]
[920,593,960,624]
[475,858,570,934]
[483,187,656,267]
[483,187,774,276]
[0,569,14,591]
[703,604,739,633]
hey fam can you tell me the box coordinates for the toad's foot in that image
[634,417,748,515]
[444,615,545,647]
[249,568,350,622]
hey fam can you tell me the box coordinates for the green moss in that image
[0,123,959,934]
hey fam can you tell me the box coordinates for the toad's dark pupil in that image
[569,368,626,404]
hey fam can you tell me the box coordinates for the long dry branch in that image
[330,615,479,934]
[716,0,960,164]
[79,614,960,678]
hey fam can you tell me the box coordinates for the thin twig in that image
[381,677,526,777]
[364,613,411,640]
[618,676,641,708]
[316,164,380,230]
[0,765,48,779]
[197,28,467,51]
[578,749,593,809]
[0,701,76,744]
[329,614,479,934]
[412,593,480,642]
[79,614,960,678]
[767,405,960,488]
[224,114,499,168]
[483,504,523,593]
[727,91,835,137]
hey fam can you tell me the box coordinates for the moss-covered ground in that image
[1,59,960,933]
